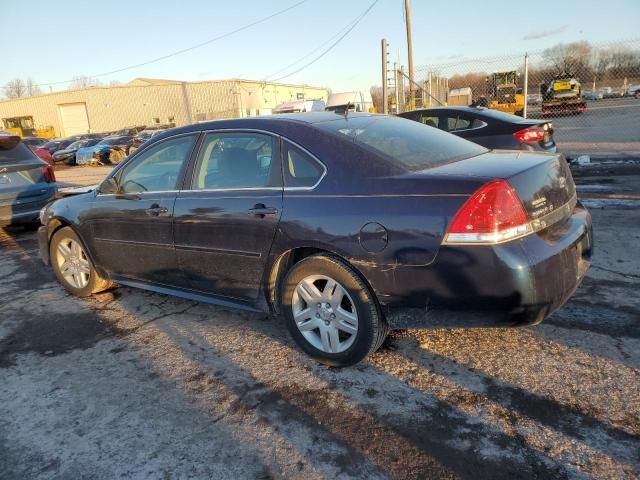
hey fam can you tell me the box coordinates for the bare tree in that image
[26,78,41,96]
[70,75,101,89]
[3,78,27,99]
[542,41,593,76]
[370,86,383,112]
[108,80,122,87]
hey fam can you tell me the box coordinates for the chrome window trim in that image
[452,120,488,133]
[97,128,329,196]
[281,138,327,191]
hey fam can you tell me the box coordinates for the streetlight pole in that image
[404,0,415,110]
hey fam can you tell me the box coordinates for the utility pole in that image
[381,38,389,114]
[404,0,415,110]
[523,53,529,118]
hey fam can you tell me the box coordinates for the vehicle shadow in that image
[134,316,573,480]
[100,272,601,480]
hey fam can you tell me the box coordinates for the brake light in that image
[514,126,545,143]
[445,179,531,244]
[42,165,56,183]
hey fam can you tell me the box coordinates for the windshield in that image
[317,115,486,171]
[68,140,88,149]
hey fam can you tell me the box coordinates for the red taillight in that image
[514,126,545,143]
[42,165,56,183]
[445,179,531,244]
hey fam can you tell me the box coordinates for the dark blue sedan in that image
[399,106,557,153]
[38,113,592,366]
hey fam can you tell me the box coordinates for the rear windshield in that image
[0,167,45,187]
[317,115,486,171]
[0,141,38,163]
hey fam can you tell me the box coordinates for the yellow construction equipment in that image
[2,116,56,138]
[486,71,525,116]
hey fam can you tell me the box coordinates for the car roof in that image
[196,111,377,129]
[407,106,485,114]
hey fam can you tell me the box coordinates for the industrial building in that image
[0,78,329,137]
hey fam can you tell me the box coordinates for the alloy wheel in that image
[292,274,359,353]
[55,238,91,289]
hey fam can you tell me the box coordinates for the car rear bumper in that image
[383,203,592,328]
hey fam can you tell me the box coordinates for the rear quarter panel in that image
[273,190,469,306]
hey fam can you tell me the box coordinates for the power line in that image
[269,0,379,83]
[35,0,311,87]
[264,6,371,81]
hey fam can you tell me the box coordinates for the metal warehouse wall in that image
[0,79,329,137]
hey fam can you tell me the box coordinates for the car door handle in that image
[146,204,168,216]
[247,205,278,217]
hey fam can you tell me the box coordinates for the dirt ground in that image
[1,165,639,479]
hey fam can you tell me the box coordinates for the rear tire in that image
[280,254,388,367]
[50,227,113,297]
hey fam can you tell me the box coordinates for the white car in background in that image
[325,91,375,113]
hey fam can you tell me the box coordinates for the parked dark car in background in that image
[22,137,49,148]
[41,138,76,155]
[40,134,102,155]
[75,135,134,165]
[38,113,591,366]
[1,133,56,228]
[53,138,103,165]
[399,106,557,153]
[129,128,169,154]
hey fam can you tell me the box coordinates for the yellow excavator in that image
[2,116,56,138]
[486,71,525,116]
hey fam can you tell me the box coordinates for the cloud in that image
[523,25,567,40]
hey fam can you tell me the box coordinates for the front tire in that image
[50,226,113,297]
[281,254,388,367]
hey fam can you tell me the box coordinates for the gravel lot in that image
[1,166,639,479]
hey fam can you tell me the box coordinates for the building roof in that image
[126,78,184,86]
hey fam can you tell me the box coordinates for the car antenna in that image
[343,102,354,119]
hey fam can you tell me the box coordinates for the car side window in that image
[417,115,439,128]
[283,143,324,188]
[191,132,279,190]
[470,118,486,129]
[118,135,196,194]
[446,116,472,132]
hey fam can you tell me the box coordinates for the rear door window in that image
[416,114,440,128]
[191,132,280,190]
[283,143,325,188]
[443,116,472,132]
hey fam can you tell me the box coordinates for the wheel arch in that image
[46,218,104,277]
[265,245,378,315]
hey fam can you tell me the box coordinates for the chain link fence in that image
[0,79,329,139]
[387,39,640,156]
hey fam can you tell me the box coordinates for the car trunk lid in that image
[423,150,576,230]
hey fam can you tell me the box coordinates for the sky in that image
[3,0,640,94]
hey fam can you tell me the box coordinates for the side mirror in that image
[98,177,119,194]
